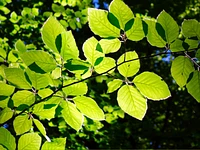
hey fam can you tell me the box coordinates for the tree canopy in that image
[0,0,200,149]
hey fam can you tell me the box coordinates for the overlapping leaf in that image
[60,100,84,131]
[0,107,13,124]
[88,8,120,38]
[133,72,171,100]
[186,71,200,102]
[157,10,179,43]
[73,96,105,120]
[117,85,147,120]
[171,56,195,87]
[109,0,134,30]
[4,68,32,89]
[41,138,66,150]
[21,50,57,74]
[182,19,200,39]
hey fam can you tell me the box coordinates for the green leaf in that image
[117,51,140,77]
[0,127,16,150]
[0,107,13,124]
[126,17,145,41]
[33,119,49,141]
[0,48,6,59]
[63,80,88,96]
[107,12,120,29]
[144,19,166,47]
[109,0,134,30]
[157,10,179,43]
[133,72,171,100]
[170,39,184,52]
[64,59,90,75]
[0,83,15,96]
[117,85,147,120]
[196,49,200,60]
[60,100,84,131]
[0,97,9,109]
[107,79,123,93]
[4,68,32,89]
[41,138,66,150]
[182,19,200,39]
[33,97,61,120]
[18,133,41,150]
[83,37,104,66]
[171,56,195,87]
[186,71,200,102]
[38,88,53,99]
[94,57,116,74]
[15,39,26,54]
[73,96,105,120]
[26,69,49,89]
[99,38,121,54]
[184,38,199,49]
[41,16,66,53]
[88,8,120,38]
[58,31,79,61]
[12,90,35,107]
[13,114,32,135]
[21,50,57,74]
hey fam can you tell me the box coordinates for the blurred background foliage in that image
[0,0,200,149]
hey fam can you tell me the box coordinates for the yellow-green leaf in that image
[117,85,147,120]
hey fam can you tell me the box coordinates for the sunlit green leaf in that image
[33,119,49,141]
[0,97,9,109]
[184,38,199,49]
[38,88,53,99]
[157,10,179,43]
[117,85,147,120]
[83,36,104,66]
[144,19,166,47]
[133,72,171,100]
[171,56,195,87]
[73,96,105,120]
[182,19,200,39]
[109,0,134,30]
[94,57,115,74]
[0,127,16,150]
[12,90,35,107]
[15,39,26,54]
[99,38,121,54]
[0,48,6,59]
[88,8,120,38]
[60,100,84,131]
[126,17,145,41]
[41,16,66,53]
[18,133,41,150]
[33,97,61,120]
[4,68,32,89]
[58,31,79,61]
[63,80,88,96]
[21,50,57,74]
[41,138,66,150]
[26,69,49,89]
[186,71,200,102]
[107,79,123,93]
[0,107,13,124]
[170,39,184,52]
[13,114,32,135]
[117,51,140,77]
[0,83,15,96]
